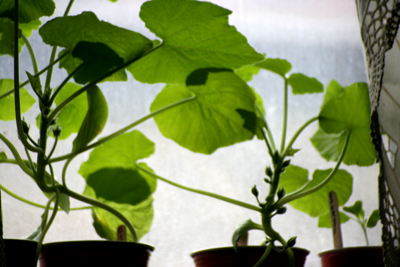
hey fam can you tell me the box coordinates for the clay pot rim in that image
[191,246,310,258]
[42,240,155,251]
[4,238,38,243]
[318,246,383,257]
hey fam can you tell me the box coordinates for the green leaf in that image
[278,165,309,194]
[0,0,55,24]
[90,193,154,241]
[288,73,324,95]
[0,18,19,56]
[318,211,350,228]
[281,168,353,217]
[319,82,377,166]
[151,70,256,154]
[39,11,152,82]
[128,0,264,84]
[79,131,157,241]
[232,219,264,251]
[310,128,341,162]
[0,79,35,121]
[257,58,292,78]
[0,152,7,159]
[72,86,108,152]
[367,209,380,228]
[322,80,345,109]
[235,65,260,82]
[71,41,124,84]
[19,19,41,37]
[79,130,156,177]
[52,83,88,140]
[343,200,364,220]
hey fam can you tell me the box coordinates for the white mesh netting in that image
[357,0,400,266]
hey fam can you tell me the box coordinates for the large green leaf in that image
[280,166,353,218]
[288,73,323,95]
[310,128,341,162]
[71,41,124,84]
[0,0,55,23]
[322,80,345,109]
[72,86,108,152]
[128,0,264,84]
[150,70,256,154]
[79,131,156,241]
[0,18,18,56]
[0,79,35,121]
[318,211,350,228]
[234,65,260,82]
[257,58,292,78]
[319,82,377,166]
[39,11,152,83]
[278,165,309,193]
[52,83,88,140]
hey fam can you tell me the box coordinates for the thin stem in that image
[48,66,80,105]
[0,52,69,102]
[24,147,36,175]
[46,136,58,162]
[254,242,273,267]
[280,78,289,153]
[362,223,369,246]
[137,165,262,212]
[21,34,39,75]
[0,133,35,177]
[60,187,138,242]
[49,95,196,163]
[281,116,318,159]
[278,131,351,206]
[0,183,47,209]
[256,104,276,152]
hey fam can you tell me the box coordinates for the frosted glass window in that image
[0,1,380,267]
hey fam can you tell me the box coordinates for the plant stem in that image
[280,78,289,153]
[256,104,276,153]
[137,165,262,212]
[0,52,69,102]
[254,242,273,267]
[278,131,351,206]
[0,133,35,177]
[21,34,39,75]
[60,187,138,242]
[13,0,42,154]
[49,95,196,163]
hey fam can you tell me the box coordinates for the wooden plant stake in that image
[329,191,343,248]
[117,225,127,241]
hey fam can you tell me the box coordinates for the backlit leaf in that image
[367,209,380,228]
[150,70,256,154]
[318,211,350,228]
[319,82,377,166]
[288,73,323,95]
[257,58,292,78]
[0,0,55,24]
[128,0,264,84]
[72,86,108,152]
[0,79,35,121]
[310,128,341,162]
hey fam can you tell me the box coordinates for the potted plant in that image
[135,58,377,267]
[317,199,383,267]
[0,0,264,266]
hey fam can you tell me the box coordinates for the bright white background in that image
[0,1,380,267]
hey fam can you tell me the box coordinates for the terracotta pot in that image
[39,241,154,267]
[319,246,384,267]
[3,239,38,267]
[191,246,309,267]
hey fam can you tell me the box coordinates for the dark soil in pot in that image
[39,240,154,267]
[319,246,383,267]
[191,246,309,267]
[3,239,38,267]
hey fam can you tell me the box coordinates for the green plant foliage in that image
[0,18,18,56]
[232,219,264,251]
[39,11,153,83]
[279,165,353,217]
[310,128,341,162]
[288,73,324,95]
[234,65,260,82]
[128,0,264,84]
[0,0,55,23]
[0,79,35,121]
[0,152,7,159]
[79,130,157,241]
[18,19,41,37]
[72,86,108,152]
[256,58,292,78]
[151,70,256,154]
[321,80,345,109]
[71,41,125,84]
[318,211,350,228]
[367,209,380,228]
[52,83,88,140]
[319,82,377,166]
